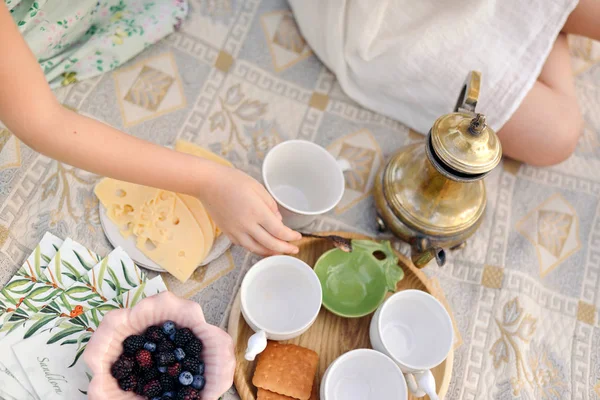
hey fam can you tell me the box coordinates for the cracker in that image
[257,388,295,400]
[252,342,319,400]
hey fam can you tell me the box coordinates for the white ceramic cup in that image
[369,290,453,400]
[321,349,408,400]
[262,140,348,229]
[240,255,322,361]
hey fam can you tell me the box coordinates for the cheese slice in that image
[135,191,206,282]
[94,178,159,239]
[177,194,215,259]
[175,140,234,168]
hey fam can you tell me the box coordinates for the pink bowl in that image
[84,291,236,400]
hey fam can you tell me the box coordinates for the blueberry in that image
[162,321,176,335]
[174,348,185,361]
[144,342,156,352]
[178,371,193,386]
[162,392,174,399]
[151,397,161,400]
[198,360,205,375]
[157,366,167,373]
[192,374,206,390]
[169,332,176,341]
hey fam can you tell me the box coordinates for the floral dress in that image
[6,0,188,88]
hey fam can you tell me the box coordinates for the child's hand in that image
[198,166,301,256]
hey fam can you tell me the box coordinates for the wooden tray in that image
[227,232,453,400]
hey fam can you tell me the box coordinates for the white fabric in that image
[288,0,579,133]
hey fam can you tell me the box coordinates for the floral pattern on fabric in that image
[6,0,188,88]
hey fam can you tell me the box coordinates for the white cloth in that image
[288,0,579,133]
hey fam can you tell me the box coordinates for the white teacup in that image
[241,255,322,361]
[262,140,348,229]
[321,349,408,400]
[369,290,453,400]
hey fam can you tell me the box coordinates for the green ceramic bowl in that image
[314,240,404,318]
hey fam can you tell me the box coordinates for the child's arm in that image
[0,4,300,255]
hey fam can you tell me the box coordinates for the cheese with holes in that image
[94,179,159,239]
[177,194,215,259]
[134,191,206,282]
[175,140,232,237]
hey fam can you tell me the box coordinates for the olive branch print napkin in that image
[13,276,167,400]
[0,237,101,400]
[0,246,146,399]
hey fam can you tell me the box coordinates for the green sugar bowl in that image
[314,240,404,318]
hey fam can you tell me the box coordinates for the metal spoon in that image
[299,232,353,252]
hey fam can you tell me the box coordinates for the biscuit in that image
[252,342,319,400]
[257,388,295,400]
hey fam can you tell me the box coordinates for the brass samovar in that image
[374,71,502,268]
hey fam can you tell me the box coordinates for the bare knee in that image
[531,99,583,166]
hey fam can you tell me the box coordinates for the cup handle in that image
[244,330,267,361]
[336,158,351,172]
[405,370,438,400]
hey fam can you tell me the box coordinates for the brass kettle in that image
[374,71,502,268]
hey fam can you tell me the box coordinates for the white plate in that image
[99,204,232,272]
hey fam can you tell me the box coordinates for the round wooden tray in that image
[227,232,453,400]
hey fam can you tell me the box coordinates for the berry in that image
[152,397,161,400]
[162,321,176,335]
[145,325,166,342]
[118,375,138,391]
[179,371,194,386]
[162,392,174,399]
[167,362,181,377]
[140,366,159,383]
[197,361,205,376]
[158,366,167,373]
[184,338,203,358]
[111,355,135,379]
[144,342,157,352]
[191,375,205,391]
[156,351,176,366]
[169,332,176,341]
[136,349,153,368]
[173,328,194,347]
[176,386,200,400]
[157,338,175,353]
[159,373,175,392]
[182,358,200,374]
[174,348,186,361]
[143,378,162,397]
[123,335,146,355]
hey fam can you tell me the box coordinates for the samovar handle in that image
[454,71,481,114]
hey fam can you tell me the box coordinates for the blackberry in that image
[176,387,200,400]
[157,338,176,353]
[191,375,205,391]
[145,325,166,342]
[156,351,176,366]
[140,366,159,383]
[118,375,138,392]
[159,373,175,392]
[179,371,193,386]
[184,338,203,358]
[123,335,146,355]
[173,328,194,347]
[111,355,135,379]
[167,362,181,377]
[136,349,153,368]
[174,348,186,361]
[182,358,200,375]
[162,321,176,335]
[143,379,162,397]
